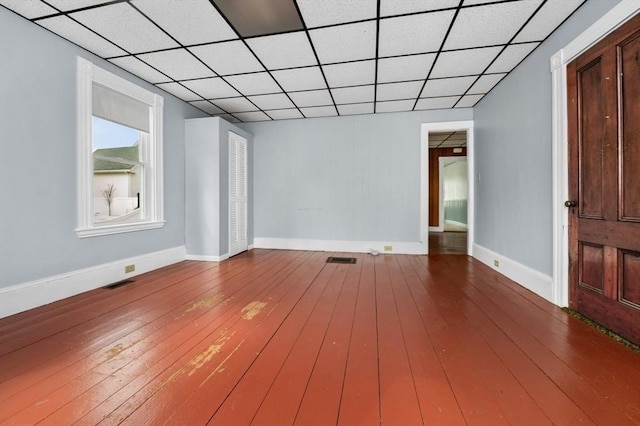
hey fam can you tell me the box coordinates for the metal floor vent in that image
[104,279,135,289]
[326,257,357,264]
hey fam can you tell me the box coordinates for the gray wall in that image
[0,8,206,288]
[241,108,472,244]
[473,0,623,275]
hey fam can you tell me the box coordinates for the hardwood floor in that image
[429,231,467,254]
[1,250,639,425]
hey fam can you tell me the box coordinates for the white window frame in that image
[76,57,164,238]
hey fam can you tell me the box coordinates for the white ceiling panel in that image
[430,46,501,78]
[1,0,57,18]
[137,49,214,81]
[189,100,224,114]
[71,3,179,54]
[289,89,333,108]
[331,85,375,105]
[338,103,374,115]
[219,114,240,123]
[322,60,376,87]
[297,0,377,28]
[300,106,338,118]
[247,31,317,70]
[235,111,271,122]
[309,21,376,64]
[468,73,506,94]
[266,109,303,120]
[456,94,483,108]
[486,42,538,73]
[445,1,542,50]
[379,11,455,57]
[156,82,200,101]
[132,0,237,45]
[514,0,584,43]
[380,0,459,17]
[420,76,476,98]
[376,99,415,113]
[38,15,127,57]
[182,77,239,99]
[247,93,294,110]
[109,56,170,84]
[377,53,436,83]
[376,81,423,101]
[45,0,111,11]
[271,67,326,92]
[224,72,281,96]
[212,97,258,113]
[416,96,460,110]
[189,40,264,76]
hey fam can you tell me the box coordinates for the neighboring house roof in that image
[93,146,138,172]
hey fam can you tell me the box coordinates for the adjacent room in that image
[1,0,638,424]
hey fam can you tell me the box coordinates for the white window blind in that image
[92,83,150,132]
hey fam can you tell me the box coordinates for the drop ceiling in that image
[429,131,467,148]
[0,0,586,123]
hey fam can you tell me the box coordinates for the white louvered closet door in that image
[229,132,248,257]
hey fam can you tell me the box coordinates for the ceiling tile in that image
[189,100,224,114]
[109,56,170,84]
[45,0,111,11]
[71,3,179,54]
[380,0,460,17]
[331,85,375,105]
[377,53,436,83]
[131,0,237,45]
[213,0,302,37]
[1,0,57,18]
[379,11,455,57]
[430,46,502,78]
[38,15,127,57]
[376,81,423,101]
[266,109,303,120]
[468,73,506,94]
[271,67,326,92]
[486,42,538,73]
[338,103,374,115]
[189,40,264,76]
[309,21,376,64]
[235,111,271,122]
[456,94,483,108]
[376,99,415,113]
[322,60,376,87]
[462,0,499,5]
[156,82,200,101]
[224,72,281,95]
[137,49,214,81]
[182,77,239,99]
[420,76,476,97]
[297,0,377,28]
[247,93,294,110]
[445,1,542,50]
[300,106,338,118]
[212,97,258,113]
[415,96,460,110]
[514,0,584,43]
[219,114,240,123]
[247,31,317,70]
[289,89,333,108]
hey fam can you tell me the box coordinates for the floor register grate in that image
[326,257,357,264]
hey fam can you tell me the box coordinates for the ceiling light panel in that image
[338,103,374,115]
[137,49,214,81]
[468,73,506,94]
[247,93,294,110]
[377,53,436,83]
[224,72,281,96]
[415,96,460,110]
[331,85,375,105]
[289,89,333,107]
[213,0,303,37]
[309,21,376,64]
[189,40,264,76]
[189,100,224,114]
[38,15,127,58]
[376,81,423,101]
[486,42,538,73]
[380,0,460,17]
[376,100,415,113]
[456,94,483,108]
[445,1,542,50]
[247,31,317,70]
[44,0,111,11]
[1,0,57,19]
[420,76,476,97]
[379,11,455,57]
[430,46,501,78]
[156,82,200,101]
[212,97,258,113]
[266,109,303,120]
[71,3,179,54]
[300,106,337,118]
[297,0,377,28]
[322,60,376,87]
[514,0,584,43]
[235,111,271,122]
[109,56,170,84]
[182,77,239,99]
[272,67,326,92]
[131,0,237,45]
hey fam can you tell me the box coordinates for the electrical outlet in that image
[384,245,393,252]
[125,264,135,273]
[494,259,499,267]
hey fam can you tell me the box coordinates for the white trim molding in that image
[550,2,639,307]
[186,254,229,262]
[254,238,425,255]
[0,246,186,319]
[473,243,553,303]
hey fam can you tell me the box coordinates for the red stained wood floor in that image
[1,249,639,425]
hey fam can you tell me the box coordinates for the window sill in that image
[76,220,165,238]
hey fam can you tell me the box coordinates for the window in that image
[76,57,164,238]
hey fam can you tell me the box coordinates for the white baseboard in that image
[186,254,229,262]
[253,237,426,255]
[444,219,468,229]
[0,246,186,319]
[429,226,443,232]
[473,243,553,302]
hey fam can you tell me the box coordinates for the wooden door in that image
[229,131,248,257]
[567,14,640,345]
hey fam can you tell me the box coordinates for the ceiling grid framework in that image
[1,0,587,122]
